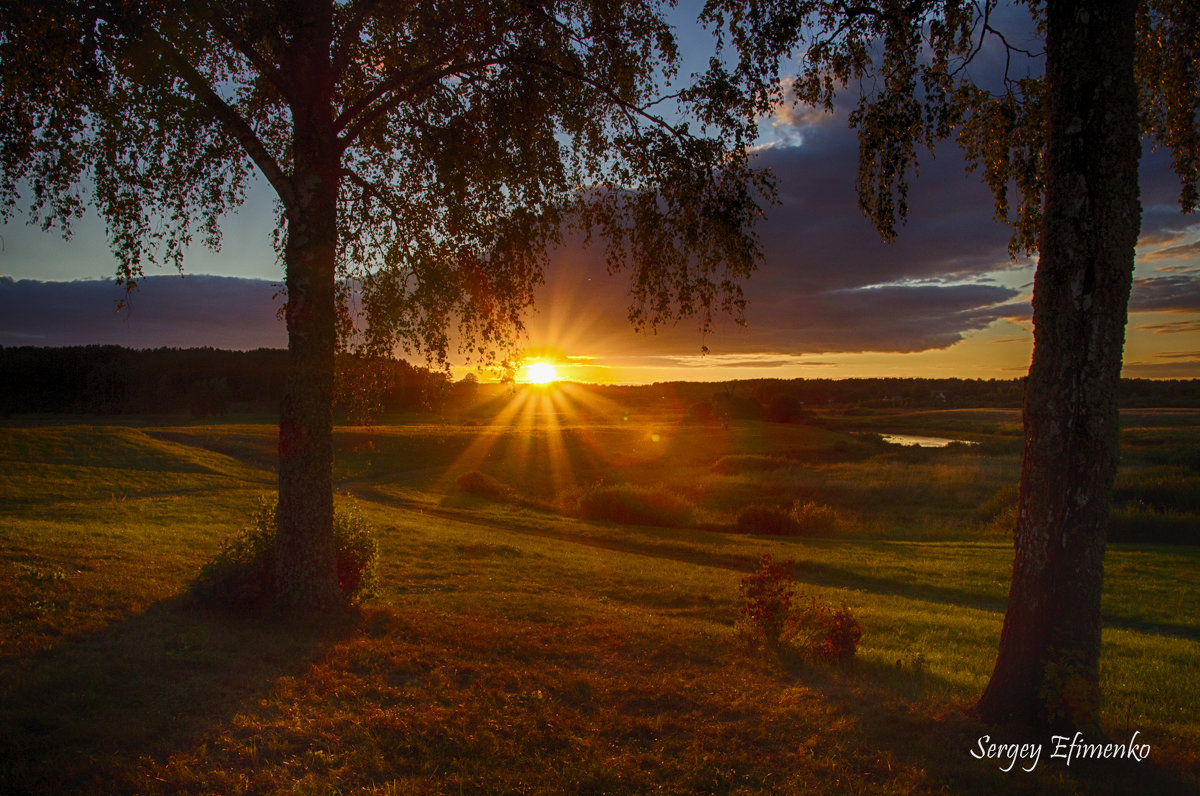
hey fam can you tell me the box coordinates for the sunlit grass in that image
[1,415,1197,793]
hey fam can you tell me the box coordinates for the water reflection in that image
[879,433,977,448]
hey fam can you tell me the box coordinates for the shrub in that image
[783,595,862,663]
[456,470,510,501]
[790,500,838,535]
[739,553,795,645]
[977,484,1019,536]
[1113,466,1200,514]
[711,454,788,475]
[977,483,1019,521]
[191,496,379,609]
[736,503,800,536]
[331,502,380,602]
[763,393,807,424]
[738,553,861,663]
[576,483,694,528]
[684,402,718,424]
[712,392,765,421]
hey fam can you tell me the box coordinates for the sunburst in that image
[524,360,559,384]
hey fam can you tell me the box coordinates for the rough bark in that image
[976,0,1141,729]
[273,1,343,613]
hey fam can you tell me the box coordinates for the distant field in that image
[1,405,1197,793]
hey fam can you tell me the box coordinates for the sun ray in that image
[437,353,685,509]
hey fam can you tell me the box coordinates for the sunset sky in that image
[2,9,1199,385]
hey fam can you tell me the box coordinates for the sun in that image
[525,360,559,384]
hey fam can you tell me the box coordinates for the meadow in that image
[1,389,1198,794]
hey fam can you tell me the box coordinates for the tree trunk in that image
[273,1,343,613]
[976,0,1141,730]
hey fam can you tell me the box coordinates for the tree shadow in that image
[356,487,1200,643]
[758,651,1198,794]
[0,596,355,793]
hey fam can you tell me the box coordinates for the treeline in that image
[2,345,1197,418]
[0,346,448,418]
[582,376,1200,416]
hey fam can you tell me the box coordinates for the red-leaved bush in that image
[739,553,861,663]
[784,595,862,662]
[739,553,795,644]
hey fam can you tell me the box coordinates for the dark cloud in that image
[735,283,1024,354]
[1130,274,1200,313]
[1123,352,1200,378]
[1137,319,1200,335]
[757,106,1200,297]
[1141,240,1200,262]
[530,238,1023,361]
[520,118,1032,363]
[748,132,1020,294]
[1144,351,1200,360]
[1138,146,1200,245]
[0,275,285,349]
[3,113,1198,369]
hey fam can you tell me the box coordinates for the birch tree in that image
[1,0,771,611]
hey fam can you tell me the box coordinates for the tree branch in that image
[140,26,298,217]
[336,54,501,147]
[193,3,296,104]
[332,0,380,78]
[516,55,691,144]
[343,166,407,225]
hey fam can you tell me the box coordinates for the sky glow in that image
[2,5,1199,384]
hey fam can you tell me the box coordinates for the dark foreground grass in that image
[2,418,1199,793]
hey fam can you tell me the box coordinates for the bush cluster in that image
[784,595,862,662]
[576,483,694,528]
[1113,465,1200,514]
[735,500,838,536]
[736,504,799,536]
[739,553,796,644]
[711,454,789,475]
[456,470,511,501]
[191,497,379,609]
[738,553,860,663]
[790,500,838,535]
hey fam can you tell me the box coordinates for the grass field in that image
[1,398,1198,793]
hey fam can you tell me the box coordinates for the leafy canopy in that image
[1,1,776,365]
[701,0,1200,252]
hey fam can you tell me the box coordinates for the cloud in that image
[1130,273,1200,313]
[523,118,1032,364]
[1122,351,1200,378]
[732,283,1024,354]
[768,78,837,133]
[1138,146,1200,248]
[747,132,1023,295]
[0,275,286,349]
[4,114,1198,375]
[771,102,832,131]
[1140,240,1200,262]
[644,353,826,370]
[530,237,1023,362]
[1144,351,1200,360]
[1138,319,1200,334]
[1138,228,1191,250]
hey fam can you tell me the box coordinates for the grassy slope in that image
[0,413,1197,794]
